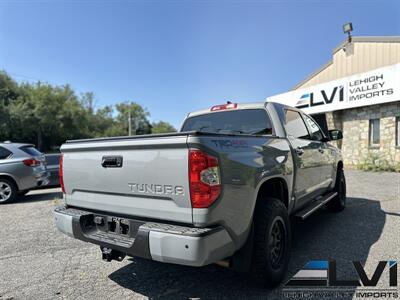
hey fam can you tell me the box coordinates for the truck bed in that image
[61,133,194,223]
[61,131,259,224]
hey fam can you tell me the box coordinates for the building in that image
[267,36,400,170]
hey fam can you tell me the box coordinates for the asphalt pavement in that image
[0,170,399,300]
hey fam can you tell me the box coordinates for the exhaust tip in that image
[215,260,230,268]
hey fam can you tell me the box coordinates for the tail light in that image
[59,153,65,194]
[189,149,221,208]
[23,158,41,167]
[210,103,237,111]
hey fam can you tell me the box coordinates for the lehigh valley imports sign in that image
[266,63,400,114]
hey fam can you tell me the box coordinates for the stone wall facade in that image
[325,102,400,169]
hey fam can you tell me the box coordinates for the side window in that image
[369,119,380,147]
[284,110,310,139]
[304,114,324,141]
[0,147,12,160]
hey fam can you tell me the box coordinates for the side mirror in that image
[329,129,343,140]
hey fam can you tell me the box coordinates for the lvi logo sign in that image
[285,260,398,287]
[295,86,344,109]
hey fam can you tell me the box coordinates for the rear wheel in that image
[0,179,17,204]
[327,169,346,212]
[250,197,291,287]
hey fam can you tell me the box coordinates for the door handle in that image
[295,147,304,156]
[318,148,324,154]
[101,156,123,168]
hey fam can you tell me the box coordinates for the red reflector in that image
[23,158,40,167]
[59,153,65,194]
[189,149,221,208]
[210,103,237,111]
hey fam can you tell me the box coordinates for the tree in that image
[0,72,20,141]
[0,71,177,151]
[79,92,115,138]
[112,102,151,136]
[151,121,177,134]
[7,82,88,150]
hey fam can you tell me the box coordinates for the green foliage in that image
[356,152,400,172]
[0,72,19,139]
[114,102,152,136]
[0,71,176,151]
[151,121,177,134]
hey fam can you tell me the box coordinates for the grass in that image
[356,153,400,172]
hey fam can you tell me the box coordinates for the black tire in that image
[327,169,346,212]
[0,178,18,204]
[250,197,291,287]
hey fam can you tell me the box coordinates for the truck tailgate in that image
[61,135,192,224]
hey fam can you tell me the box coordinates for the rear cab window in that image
[19,146,43,157]
[181,109,273,135]
[0,146,13,160]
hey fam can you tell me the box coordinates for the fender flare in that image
[0,173,20,190]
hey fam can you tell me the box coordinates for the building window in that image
[396,117,400,147]
[369,119,380,147]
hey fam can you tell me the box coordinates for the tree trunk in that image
[37,129,42,151]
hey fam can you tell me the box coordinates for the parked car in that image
[54,102,345,286]
[0,142,49,203]
[45,153,61,187]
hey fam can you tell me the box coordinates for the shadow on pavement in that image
[109,197,385,299]
[16,191,63,203]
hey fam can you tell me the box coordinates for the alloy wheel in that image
[0,181,12,202]
[268,217,286,269]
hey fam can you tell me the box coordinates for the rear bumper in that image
[17,169,50,191]
[35,171,50,187]
[54,206,235,267]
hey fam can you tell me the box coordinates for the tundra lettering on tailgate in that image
[128,183,185,196]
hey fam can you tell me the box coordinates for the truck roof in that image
[186,101,298,119]
[187,102,266,118]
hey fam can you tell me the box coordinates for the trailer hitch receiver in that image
[101,247,126,262]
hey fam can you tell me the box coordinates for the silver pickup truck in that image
[54,101,345,286]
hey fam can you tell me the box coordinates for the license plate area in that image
[107,217,130,235]
[79,212,145,242]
